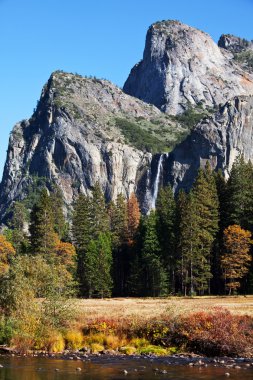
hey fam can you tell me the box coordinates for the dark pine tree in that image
[141,210,168,296]
[29,188,56,260]
[108,194,128,296]
[156,186,176,292]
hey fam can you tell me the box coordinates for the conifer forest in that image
[1,156,253,300]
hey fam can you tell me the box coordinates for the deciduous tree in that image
[221,224,252,294]
[0,235,15,274]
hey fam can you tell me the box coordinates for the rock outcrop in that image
[218,34,253,54]
[0,71,186,217]
[161,95,253,191]
[124,20,253,114]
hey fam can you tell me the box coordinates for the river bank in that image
[1,297,253,358]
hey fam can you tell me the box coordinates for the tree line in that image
[0,156,252,298]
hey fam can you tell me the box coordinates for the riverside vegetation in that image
[0,156,253,356]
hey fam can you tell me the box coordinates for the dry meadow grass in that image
[75,296,253,324]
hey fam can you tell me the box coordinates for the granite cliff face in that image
[159,95,253,191]
[124,21,253,114]
[0,71,186,216]
[1,20,253,220]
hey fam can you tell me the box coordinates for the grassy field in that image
[7,296,253,355]
[77,296,253,322]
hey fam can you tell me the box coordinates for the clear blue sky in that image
[1,0,253,179]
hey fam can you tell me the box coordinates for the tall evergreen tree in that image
[191,163,219,294]
[72,183,110,295]
[30,188,56,259]
[212,169,228,293]
[72,194,92,254]
[84,233,113,298]
[50,185,69,240]
[8,202,29,255]
[108,194,128,296]
[176,191,199,295]
[176,164,219,295]
[156,186,176,292]
[226,156,253,231]
[90,183,110,237]
[141,211,168,296]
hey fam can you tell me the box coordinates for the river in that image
[0,356,252,380]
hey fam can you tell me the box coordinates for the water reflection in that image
[0,356,251,380]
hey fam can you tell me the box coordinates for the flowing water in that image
[0,356,252,380]
[151,154,164,209]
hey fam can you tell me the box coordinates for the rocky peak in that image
[0,71,188,220]
[124,20,253,115]
[218,34,253,73]
[218,34,253,53]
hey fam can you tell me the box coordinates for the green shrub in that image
[234,50,253,69]
[171,107,209,129]
[115,118,166,153]
[137,344,168,355]
[0,317,16,345]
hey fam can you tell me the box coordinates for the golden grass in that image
[75,296,253,324]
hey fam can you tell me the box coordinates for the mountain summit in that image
[124,20,253,114]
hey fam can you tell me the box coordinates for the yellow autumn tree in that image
[54,235,76,281]
[0,234,16,273]
[221,225,252,294]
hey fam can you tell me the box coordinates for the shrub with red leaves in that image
[174,309,253,357]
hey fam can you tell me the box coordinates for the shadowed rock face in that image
[0,71,185,217]
[163,95,253,191]
[218,34,253,54]
[124,20,253,115]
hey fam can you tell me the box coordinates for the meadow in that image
[77,296,253,321]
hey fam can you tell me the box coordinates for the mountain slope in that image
[0,71,187,217]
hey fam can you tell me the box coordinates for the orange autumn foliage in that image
[55,240,76,267]
[0,234,16,273]
[221,224,252,293]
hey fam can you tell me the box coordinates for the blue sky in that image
[0,0,253,178]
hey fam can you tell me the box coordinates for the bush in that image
[103,334,123,350]
[83,333,106,346]
[43,331,65,353]
[11,335,35,354]
[174,309,253,357]
[171,107,208,129]
[234,50,253,69]
[90,343,104,353]
[137,345,168,355]
[119,346,137,355]
[64,330,84,350]
[130,337,150,348]
[0,317,16,345]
